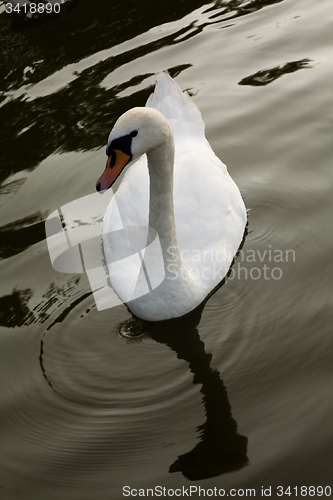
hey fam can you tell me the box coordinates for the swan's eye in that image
[130,130,138,138]
[109,151,116,168]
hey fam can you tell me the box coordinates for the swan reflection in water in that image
[38,224,248,481]
[121,303,248,481]
[37,292,248,481]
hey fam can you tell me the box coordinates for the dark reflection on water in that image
[203,0,283,19]
[0,61,187,182]
[0,0,287,185]
[1,0,285,93]
[1,0,215,183]
[39,302,249,480]
[114,230,248,480]
[0,288,35,327]
[0,277,83,328]
[146,313,248,480]
[1,0,210,92]
[239,59,312,86]
[34,227,249,478]
[0,212,45,258]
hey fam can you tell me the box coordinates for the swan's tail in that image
[146,72,206,145]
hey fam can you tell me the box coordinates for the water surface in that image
[0,0,332,498]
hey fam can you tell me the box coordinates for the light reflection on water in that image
[0,0,332,498]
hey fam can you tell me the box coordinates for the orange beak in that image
[96,149,131,193]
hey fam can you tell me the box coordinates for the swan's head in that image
[96,107,171,193]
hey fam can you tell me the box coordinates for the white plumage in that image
[99,72,247,321]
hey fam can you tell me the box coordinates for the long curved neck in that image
[146,134,184,279]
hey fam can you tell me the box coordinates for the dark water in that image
[0,0,332,499]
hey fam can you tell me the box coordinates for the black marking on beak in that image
[110,151,116,168]
[106,130,138,157]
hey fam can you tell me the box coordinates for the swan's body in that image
[96,72,246,321]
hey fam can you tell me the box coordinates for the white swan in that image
[96,72,247,321]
